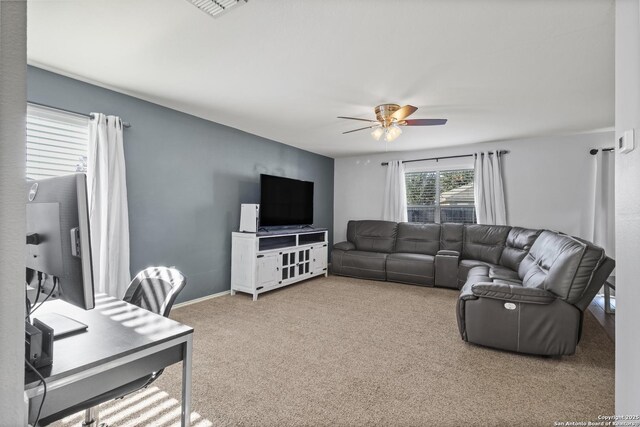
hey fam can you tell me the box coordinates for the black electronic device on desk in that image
[25,319,53,369]
[25,173,96,371]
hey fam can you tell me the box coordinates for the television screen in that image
[260,174,314,227]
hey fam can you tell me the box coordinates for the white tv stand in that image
[231,228,328,301]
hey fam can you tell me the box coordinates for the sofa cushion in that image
[394,223,441,256]
[462,224,511,264]
[333,241,355,251]
[346,220,398,253]
[457,259,498,287]
[499,227,542,271]
[440,223,463,253]
[518,231,604,303]
[493,278,523,286]
[386,253,435,286]
[467,265,491,281]
[461,266,524,293]
[333,250,388,281]
[460,266,492,295]
[489,266,520,281]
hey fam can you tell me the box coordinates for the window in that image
[26,104,90,180]
[405,169,476,224]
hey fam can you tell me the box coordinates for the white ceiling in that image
[27,0,615,158]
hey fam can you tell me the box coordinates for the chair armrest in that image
[437,250,460,257]
[471,282,556,304]
[459,282,476,301]
[333,241,356,251]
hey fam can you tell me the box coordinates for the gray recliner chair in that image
[457,231,615,356]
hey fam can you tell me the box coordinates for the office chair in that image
[38,266,187,426]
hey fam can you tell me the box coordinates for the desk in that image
[24,294,193,426]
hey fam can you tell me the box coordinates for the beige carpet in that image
[56,275,615,426]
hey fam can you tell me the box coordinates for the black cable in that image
[25,358,47,426]
[25,273,44,323]
[32,272,44,306]
[26,277,57,320]
[25,298,32,323]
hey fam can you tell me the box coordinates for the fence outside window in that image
[405,169,476,224]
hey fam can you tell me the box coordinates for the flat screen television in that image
[260,174,314,227]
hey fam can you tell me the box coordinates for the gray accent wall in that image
[27,66,334,303]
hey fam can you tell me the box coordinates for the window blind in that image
[439,169,476,224]
[405,171,437,206]
[26,104,90,180]
[439,170,475,206]
[405,171,437,223]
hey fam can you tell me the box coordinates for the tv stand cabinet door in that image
[311,245,328,275]
[231,233,257,292]
[257,254,279,289]
[280,249,298,283]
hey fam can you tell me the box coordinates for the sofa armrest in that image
[437,250,460,257]
[459,282,476,301]
[471,282,556,304]
[435,250,460,289]
[333,241,356,251]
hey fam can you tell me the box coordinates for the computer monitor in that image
[26,173,95,310]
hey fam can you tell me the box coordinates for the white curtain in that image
[474,151,507,225]
[87,113,131,298]
[383,160,408,222]
[592,150,615,257]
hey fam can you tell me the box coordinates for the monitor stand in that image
[33,312,88,339]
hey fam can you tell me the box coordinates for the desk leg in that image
[24,392,29,427]
[604,284,615,314]
[181,335,193,427]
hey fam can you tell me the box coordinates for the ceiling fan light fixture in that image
[371,126,384,141]
[384,124,402,142]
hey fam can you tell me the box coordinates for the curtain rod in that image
[28,101,131,128]
[380,150,509,166]
[589,148,614,155]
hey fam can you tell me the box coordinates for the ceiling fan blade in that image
[337,116,378,123]
[403,119,448,126]
[391,105,418,121]
[342,125,378,134]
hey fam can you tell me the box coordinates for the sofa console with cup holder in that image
[331,220,615,356]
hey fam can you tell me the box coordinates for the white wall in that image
[0,1,27,425]
[334,131,613,243]
[615,0,640,416]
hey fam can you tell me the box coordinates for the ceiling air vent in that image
[187,0,248,18]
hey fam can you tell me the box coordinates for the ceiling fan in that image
[338,104,447,142]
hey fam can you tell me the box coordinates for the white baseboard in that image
[173,289,231,309]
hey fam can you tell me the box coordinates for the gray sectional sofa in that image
[331,220,615,356]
